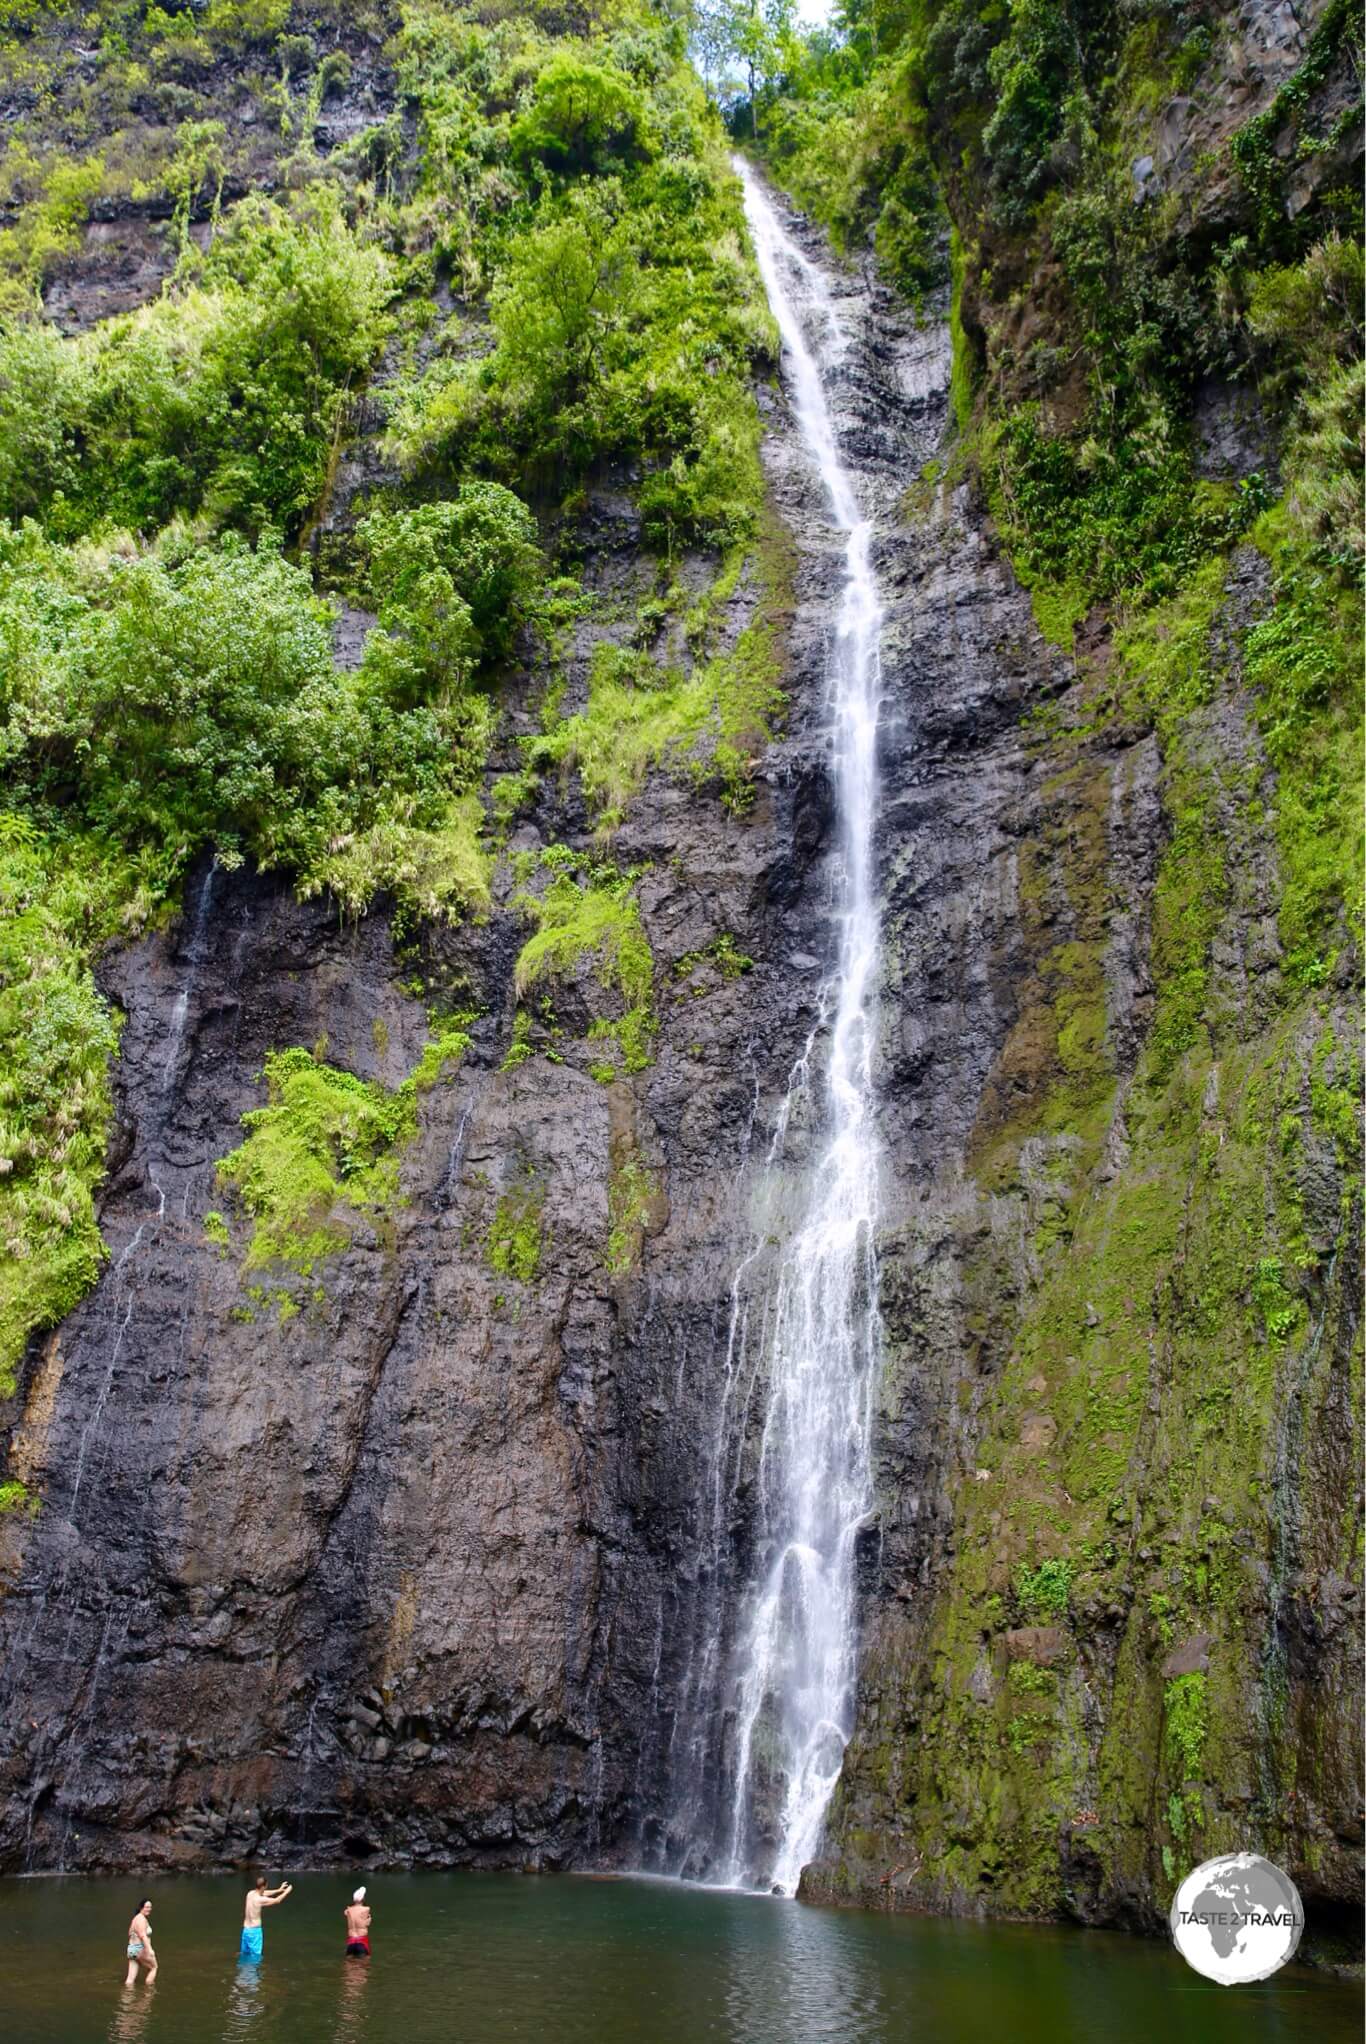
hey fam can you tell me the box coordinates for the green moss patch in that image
[216,1019,471,1275]
[513,851,656,1078]
[486,1178,545,1285]
[606,1156,660,1276]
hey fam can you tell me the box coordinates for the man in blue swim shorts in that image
[239,1873,293,1961]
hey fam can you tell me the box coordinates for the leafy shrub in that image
[490,189,638,421]
[217,1022,470,1274]
[1245,233,1365,394]
[0,525,493,902]
[309,794,494,924]
[980,0,1078,221]
[1013,1556,1073,1619]
[319,51,352,100]
[0,152,106,312]
[1278,358,1364,575]
[0,322,88,517]
[986,407,1262,612]
[0,814,135,1392]
[200,0,290,51]
[1250,1255,1301,1341]
[514,853,656,1074]
[218,1047,410,1273]
[0,196,394,539]
[509,58,655,176]
[1163,1672,1208,1781]
[3,530,351,867]
[355,482,542,668]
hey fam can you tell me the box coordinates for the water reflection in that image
[223,1958,264,2039]
[107,1983,154,2043]
[721,1894,887,2043]
[335,1955,371,2042]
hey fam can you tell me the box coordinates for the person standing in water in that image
[123,1898,157,1985]
[239,1873,293,1963]
[343,1886,372,1958]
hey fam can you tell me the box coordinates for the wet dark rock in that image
[1003,1627,1070,1668]
[0,182,847,1871]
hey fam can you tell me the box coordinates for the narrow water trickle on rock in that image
[712,162,885,1897]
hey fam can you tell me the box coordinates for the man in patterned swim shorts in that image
[239,1873,293,1962]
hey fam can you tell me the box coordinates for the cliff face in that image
[0,113,923,1870]
[775,0,1365,1954]
[808,324,1363,1948]
[0,0,1359,1962]
[0,480,822,1874]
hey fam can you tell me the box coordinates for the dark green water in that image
[0,1872,1356,2043]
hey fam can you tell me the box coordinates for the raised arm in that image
[263,1883,293,1905]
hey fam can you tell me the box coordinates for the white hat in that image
[352,1887,366,1902]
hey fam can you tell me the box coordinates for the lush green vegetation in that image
[1163,1671,1209,1783]
[381,6,777,534]
[605,1152,658,1272]
[216,1017,470,1276]
[0,819,130,1394]
[741,0,1362,1033]
[723,0,1361,631]
[715,10,948,302]
[0,522,485,886]
[0,0,784,1381]
[531,580,784,829]
[218,1047,415,1275]
[512,848,656,1078]
[485,1175,545,1283]
[0,195,394,535]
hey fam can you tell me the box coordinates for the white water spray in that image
[723,162,884,1896]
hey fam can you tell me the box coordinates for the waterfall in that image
[715,161,885,1896]
[161,856,219,1094]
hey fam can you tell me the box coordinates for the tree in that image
[488,192,636,413]
[693,0,794,139]
[509,58,655,176]
[355,484,542,670]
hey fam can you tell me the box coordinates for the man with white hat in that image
[343,1886,372,1958]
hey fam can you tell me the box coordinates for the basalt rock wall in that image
[0,457,824,1873]
[0,148,937,1875]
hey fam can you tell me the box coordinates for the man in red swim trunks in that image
[343,1886,372,1958]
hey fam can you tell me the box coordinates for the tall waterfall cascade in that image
[720,161,887,1897]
